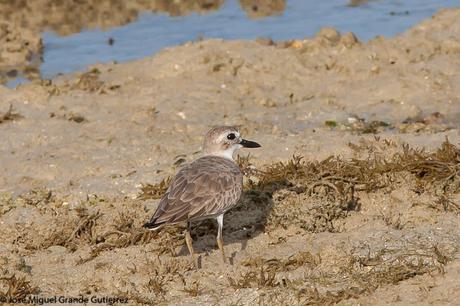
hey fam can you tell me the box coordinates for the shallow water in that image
[27,0,460,80]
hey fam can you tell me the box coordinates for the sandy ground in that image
[0,8,460,306]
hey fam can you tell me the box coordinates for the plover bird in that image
[143,126,261,266]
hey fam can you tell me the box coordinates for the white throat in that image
[208,145,241,161]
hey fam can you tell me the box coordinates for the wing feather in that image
[146,156,243,227]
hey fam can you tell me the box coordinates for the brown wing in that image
[145,156,242,229]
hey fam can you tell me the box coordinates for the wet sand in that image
[0,8,460,305]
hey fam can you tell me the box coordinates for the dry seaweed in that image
[49,105,87,123]
[138,177,172,200]
[311,242,452,303]
[434,194,460,213]
[17,188,54,206]
[0,275,39,299]
[266,139,457,194]
[72,68,104,92]
[34,207,103,252]
[182,280,202,297]
[236,154,261,176]
[378,209,405,230]
[0,192,15,216]
[254,138,459,231]
[228,266,279,289]
[145,274,166,297]
[76,213,161,264]
[90,212,158,251]
[66,207,102,246]
[241,251,321,272]
[232,242,453,305]
[64,112,86,123]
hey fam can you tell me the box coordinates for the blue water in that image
[34,0,460,79]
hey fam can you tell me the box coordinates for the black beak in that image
[240,139,261,148]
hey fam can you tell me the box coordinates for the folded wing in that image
[144,156,242,230]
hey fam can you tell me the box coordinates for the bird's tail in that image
[143,218,165,231]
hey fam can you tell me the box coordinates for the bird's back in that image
[144,155,243,229]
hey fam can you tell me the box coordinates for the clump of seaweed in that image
[228,266,279,289]
[433,194,460,213]
[76,211,172,265]
[231,242,453,305]
[26,206,102,252]
[138,177,172,200]
[182,280,202,297]
[17,188,54,207]
[72,68,104,92]
[267,189,358,233]
[0,275,39,299]
[128,257,193,302]
[66,207,102,247]
[236,154,261,176]
[145,274,166,297]
[19,195,187,266]
[252,138,459,233]
[252,155,305,193]
[378,209,406,230]
[230,252,320,290]
[49,105,87,123]
[257,138,459,196]
[399,140,459,192]
[241,251,321,272]
[52,67,120,95]
[0,192,15,216]
[152,226,187,256]
[84,212,158,259]
[316,242,455,304]
[64,112,86,123]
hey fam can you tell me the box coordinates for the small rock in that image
[371,65,380,74]
[316,27,341,44]
[422,112,445,125]
[259,98,277,108]
[255,37,275,46]
[340,32,359,48]
[290,40,303,49]
[177,112,186,119]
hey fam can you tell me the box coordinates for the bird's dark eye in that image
[227,133,236,140]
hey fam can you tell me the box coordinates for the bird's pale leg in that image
[216,214,227,264]
[185,221,198,268]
